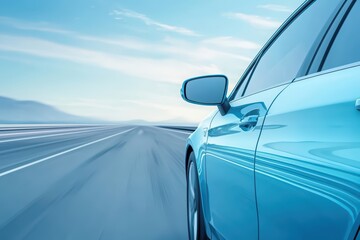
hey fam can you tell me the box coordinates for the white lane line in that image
[0,127,112,143]
[0,128,135,177]
[160,127,194,135]
[0,127,102,137]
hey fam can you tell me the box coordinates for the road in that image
[0,125,191,240]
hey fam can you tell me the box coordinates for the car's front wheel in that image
[187,152,208,240]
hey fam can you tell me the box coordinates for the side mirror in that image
[180,75,230,115]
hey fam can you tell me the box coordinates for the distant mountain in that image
[121,118,197,127]
[0,96,99,124]
[156,117,197,127]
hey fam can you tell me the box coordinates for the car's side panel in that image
[255,65,360,239]
[205,85,289,240]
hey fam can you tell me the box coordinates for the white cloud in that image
[225,12,281,29]
[0,16,256,71]
[258,4,292,13]
[111,9,199,36]
[0,16,72,34]
[76,35,149,50]
[78,35,254,63]
[0,34,220,84]
[203,36,261,50]
[160,37,254,64]
[77,35,254,88]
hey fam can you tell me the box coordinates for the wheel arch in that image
[185,144,194,176]
[185,143,212,239]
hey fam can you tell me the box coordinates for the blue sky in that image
[0,0,303,123]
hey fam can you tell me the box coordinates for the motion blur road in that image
[0,125,191,240]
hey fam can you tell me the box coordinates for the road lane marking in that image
[0,128,135,177]
[0,127,112,143]
[0,127,102,137]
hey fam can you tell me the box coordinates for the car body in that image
[181,0,360,239]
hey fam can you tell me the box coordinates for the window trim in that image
[228,55,257,101]
[295,61,360,84]
[306,0,354,75]
[319,0,357,71]
[229,60,256,101]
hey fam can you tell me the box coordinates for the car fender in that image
[185,110,217,237]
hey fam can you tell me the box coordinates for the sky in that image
[0,0,303,123]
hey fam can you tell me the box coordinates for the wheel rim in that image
[188,162,198,240]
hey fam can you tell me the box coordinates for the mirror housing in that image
[180,75,230,115]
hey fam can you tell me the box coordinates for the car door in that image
[255,1,360,239]
[204,0,343,239]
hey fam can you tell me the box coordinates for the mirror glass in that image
[183,76,227,105]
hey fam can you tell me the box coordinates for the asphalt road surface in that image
[0,125,191,240]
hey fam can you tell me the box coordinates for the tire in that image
[187,152,208,240]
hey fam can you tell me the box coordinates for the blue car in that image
[181,0,360,239]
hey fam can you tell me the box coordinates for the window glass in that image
[323,2,360,70]
[244,0,340,96]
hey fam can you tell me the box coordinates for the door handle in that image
[203,127,208,137]
[239,115,259,131]
[356,99,360,111]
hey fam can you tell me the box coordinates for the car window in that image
[322,1,360,70]
[244,0,341,96]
